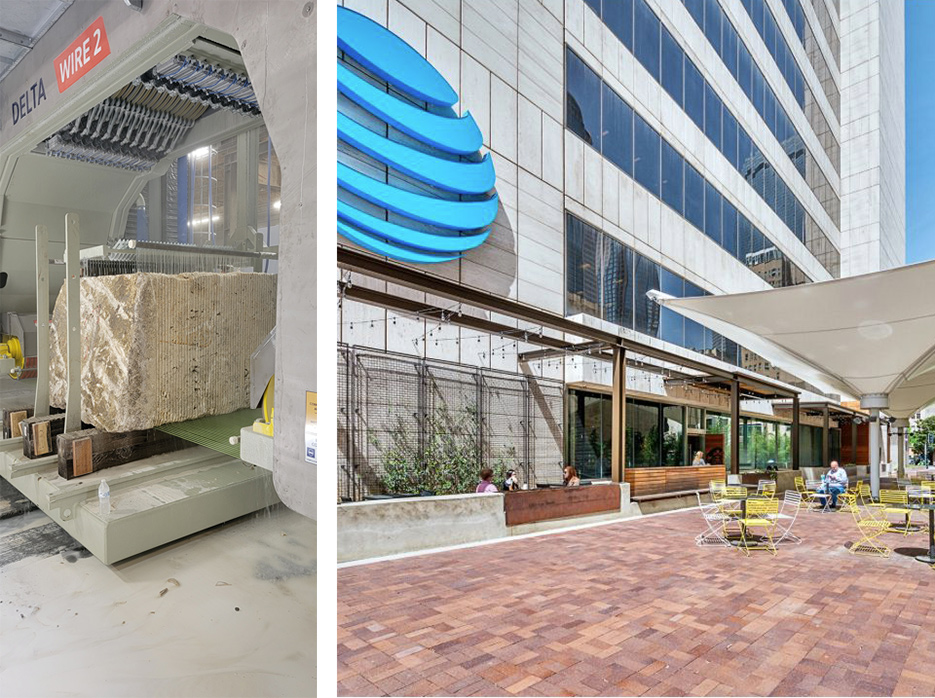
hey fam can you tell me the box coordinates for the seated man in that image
[818,460,849,509]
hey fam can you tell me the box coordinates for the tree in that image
[909,416,935,465]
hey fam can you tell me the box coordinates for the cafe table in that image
[907,501,935,565]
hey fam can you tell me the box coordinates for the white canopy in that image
[655,259,935,419]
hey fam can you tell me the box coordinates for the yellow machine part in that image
[253,376,274,437]
[0,335,25,377]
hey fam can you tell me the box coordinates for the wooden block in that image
[20,414,67,458]
[72,438,93,476]
[57,428,189,480]
[3,407,33,439]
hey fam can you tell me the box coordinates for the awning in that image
[653,260,935,418]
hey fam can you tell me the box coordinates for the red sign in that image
[54,17,111,93]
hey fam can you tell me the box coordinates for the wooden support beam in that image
[20,414,67,458]
[791,394,800,471]
[822,404,830,467]
[57,428,189,480]
[3,407,33,439]
[611,347,626,483]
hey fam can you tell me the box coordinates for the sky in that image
[906,0,935,263]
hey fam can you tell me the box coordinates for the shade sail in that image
[655,260,935,418]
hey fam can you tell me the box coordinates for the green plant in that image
[376,403,517,495]
[909,416,935,465]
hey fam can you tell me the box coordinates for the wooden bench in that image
[631,488,710,503]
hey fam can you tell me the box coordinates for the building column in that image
[822,404,830,467]
[791,394,800,471]
[894,418,909,479]
[611,347,626,484]
[851,418,858,465]
[730,379,740,476]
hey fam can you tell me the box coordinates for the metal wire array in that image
[338,344,566,501]
[46,53,258,171]
[80,240,267,276]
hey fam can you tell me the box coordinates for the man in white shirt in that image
[818,460,849,509]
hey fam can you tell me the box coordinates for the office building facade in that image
[337,0,904,492]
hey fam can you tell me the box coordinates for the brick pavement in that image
[338,507,935,697]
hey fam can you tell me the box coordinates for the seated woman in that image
[692,451,706,465]
[475,468,499,493]
[563,465,580,487]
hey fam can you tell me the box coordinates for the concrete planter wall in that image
[337,484,638,563]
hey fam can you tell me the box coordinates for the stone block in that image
[49,272,276,432]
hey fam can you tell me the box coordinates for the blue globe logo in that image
[337,7,497,264]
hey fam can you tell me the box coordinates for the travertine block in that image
[49,272,276,432]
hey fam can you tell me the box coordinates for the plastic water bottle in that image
[98,479,110,518]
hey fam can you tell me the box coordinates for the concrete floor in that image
[1,484,316,697]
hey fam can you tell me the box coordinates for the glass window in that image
[722,199,737,257]
[661,141,684,214]
[604,0,633,51]
[634,0,660,80]
[568,389,611,480]
[627,399,659,467]
[684,57,704,131]
[722,110,738,171]
[659,269,684,346]
[684,162,705,231]
[565,212,601,317]
[661,26,683,107]
[704,180,721,245]
[737,213,752,263]
[752,65,765,117]
[633,252,660,337]
[565,48,602,149]
[584,0,602,15]
[764,87,777,135]
[764,10,776,59]
[704,0,722,55]
[722,21,738,78]
[601,83,633,175]
[738,43,752,98]
[684,281,706,354]
[685,0,704,27]
[633,114,661,197]
[751,0,764,34]
[705,411,730,468]
[704,82,721,149]
[602,236,633,328]
[662,405,685,466]
[738,126,752,174]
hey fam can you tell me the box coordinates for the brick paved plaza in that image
[338,508,935,697]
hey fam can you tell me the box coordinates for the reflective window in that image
[602,236,633,328]
[737,213,753,263]
[704,82,721,149]
[684,161,705,231]
[738,126,752,172]
[603,0,633,51]
[722,110,737,170]
[584,0,602,14]
[633,252,660,337]
[704,180,721,245]
[722,19,738,77]
[704,0,722,55]
[684,0,704,27]
[662,405,685,466]
[568,389,611,480]
[661,141,683,214]
[565,48,602,148]
[684,57,704,131]
[627,399,660,467]
[738,43,752,97]
[722,199,737,258]
[684,281,706,354]
[633,114,660,197]
[601,83,633,175]
[565,212,601,317]
[661,26,683,107]
[634,0,660,80]
[659,268,684,346]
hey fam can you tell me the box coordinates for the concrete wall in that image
[839,0,906,275]
[337,484,639,562]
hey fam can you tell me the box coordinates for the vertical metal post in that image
[349,346,359,500]
[730,379,740,476]
[522,376,531,487]
[791,394,799,471]
[475,367,484,468]
[64,214,81,433]
[822,404,830,466]
[869,408,881,498]
[417,356,427,466]
[894,418,908,479]
[34,225,50,417]
[610,347,626,483]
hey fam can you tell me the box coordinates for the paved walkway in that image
[338,507,935,696]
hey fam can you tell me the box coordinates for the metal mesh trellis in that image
[338,344,566,501]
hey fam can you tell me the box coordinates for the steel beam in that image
[791,393,799,471]
[611,347,626,483]
[64,214,81,433]
[730,379,740,476]
[34,225,50,417]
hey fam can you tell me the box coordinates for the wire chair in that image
[695,492,732,547]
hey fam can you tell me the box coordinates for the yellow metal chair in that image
[755,480,777,499]
[875,489,915,535]
[848,504,891,558]
[857,482,874,507]
[737,499,779,556]
[838,484,859,513]
[794,477,813,509]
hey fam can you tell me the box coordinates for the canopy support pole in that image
[861,395,888,499]
[894,418,909,479]
[730,379,739,476]
[791,394,800,471]
[611,347,626,484]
